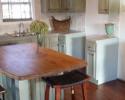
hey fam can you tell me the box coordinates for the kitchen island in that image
[0,43,87,100]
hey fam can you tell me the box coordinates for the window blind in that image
[1,0,32,22]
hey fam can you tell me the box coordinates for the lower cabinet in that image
[45,34,59,51]
[0,32,85,59]
[48,31,85,59]
[86,36,118,85]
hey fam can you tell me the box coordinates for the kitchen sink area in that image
[0,33,36,46]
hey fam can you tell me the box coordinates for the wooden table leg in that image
[81,82,87,100]
[45,84,50,100]
[71,86,75,100]
[55,86,61,100]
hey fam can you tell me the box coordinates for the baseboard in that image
[117,78,125,83]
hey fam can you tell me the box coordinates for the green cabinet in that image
[47,0,61,12]
[98,0,109,14]
[47,0,70,12]
[70,0,85,12]
[47,0,85,12]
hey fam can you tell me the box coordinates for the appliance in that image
[86,35,118,85]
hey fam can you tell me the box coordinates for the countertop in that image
[0,43,87,80]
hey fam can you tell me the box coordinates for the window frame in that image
[1,0,32,22]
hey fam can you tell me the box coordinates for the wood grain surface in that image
[0,43,87,80]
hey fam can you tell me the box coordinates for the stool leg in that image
[55,86,61,100]
[71,86,75,100]
[45,84,50,100]
[2,94,5,100]
[81,82,87,100]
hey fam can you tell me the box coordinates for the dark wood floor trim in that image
[117,79,125,83]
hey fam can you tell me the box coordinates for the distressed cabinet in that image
[69,0,85,12]
[47,0,70,12]
[47,0,85,12]
[98,0,109,14]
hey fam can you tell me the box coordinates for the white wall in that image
[118,0,125,80]
[85,0,109,36]
[40,13,85,31]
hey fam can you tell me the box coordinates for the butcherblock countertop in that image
[0,43,87,80]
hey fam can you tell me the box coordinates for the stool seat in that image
[43,70,90,88]
[43,70,90,100]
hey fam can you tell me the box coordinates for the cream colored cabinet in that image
[98,0,109,14]
[47,0,85,12]
[70,0,85,12]
[47,0,61,11]
[47,0,70,12]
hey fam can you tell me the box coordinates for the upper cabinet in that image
[98,0,109,14]
[98,0,120,18]
[70,0,86,12]
[46,0,85,12]
[47,0,69,12]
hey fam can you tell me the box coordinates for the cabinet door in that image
[47,0,85,12]
[61,0,70,11]
[98,0,109,14]
[87,51,96,79]
[45,34,59,51]
[47,0,70,12]
[47,0,61,12]
[70,0,85,12]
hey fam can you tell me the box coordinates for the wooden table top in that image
[0,43,87,80]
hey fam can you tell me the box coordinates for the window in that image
[1,0,32,22]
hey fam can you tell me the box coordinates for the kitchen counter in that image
[0,34,36,45]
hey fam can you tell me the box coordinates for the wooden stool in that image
[43,70,90,100]
[0,85,5,100]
